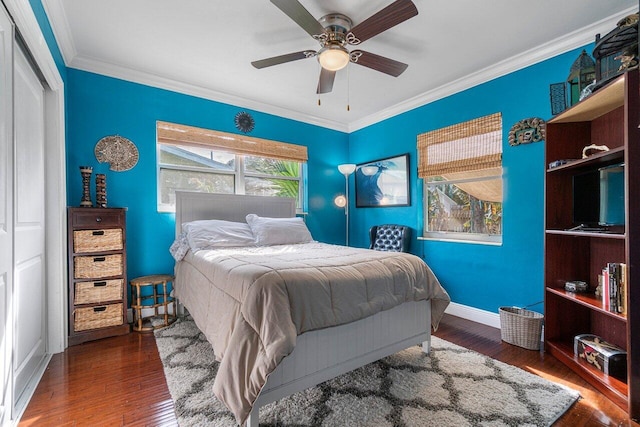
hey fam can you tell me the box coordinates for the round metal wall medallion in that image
[234,111,255,133]
[94,135,139,171]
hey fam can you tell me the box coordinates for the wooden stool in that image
[130,274,177,332]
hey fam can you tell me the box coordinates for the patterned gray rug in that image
[154,317,579,426]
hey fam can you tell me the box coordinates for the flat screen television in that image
[572,163,625,227]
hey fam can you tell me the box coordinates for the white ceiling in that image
[43,0,637,132]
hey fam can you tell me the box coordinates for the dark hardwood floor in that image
[19,314,640,426]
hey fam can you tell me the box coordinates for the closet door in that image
[0,5,13,425]
[12,43,46,407]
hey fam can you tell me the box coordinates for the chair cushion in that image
[369,224,411,252]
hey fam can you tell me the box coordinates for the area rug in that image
[154,317,579,426]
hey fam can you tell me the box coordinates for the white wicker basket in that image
[499,306,544,350]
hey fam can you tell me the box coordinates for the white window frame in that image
[421,172,503,245]
[156,144,306,213]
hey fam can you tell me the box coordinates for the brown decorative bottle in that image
[79,166,93,207]
[96,173,106,208]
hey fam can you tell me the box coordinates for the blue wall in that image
[348,49,584,314]
[65,69,349,280]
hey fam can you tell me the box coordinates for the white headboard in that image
[175,191,296,237]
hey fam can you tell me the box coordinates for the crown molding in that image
[40,0,76,65]
[347,7,636,132]
[68,54,350,133]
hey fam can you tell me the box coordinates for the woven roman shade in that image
[417,112,502,177]
[157,121,308,162]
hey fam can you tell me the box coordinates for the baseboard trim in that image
[444,302,501,329]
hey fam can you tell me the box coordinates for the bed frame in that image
[174,191,431,427]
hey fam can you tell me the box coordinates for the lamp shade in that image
[318,44,350,71]
[334,195,347,208]
[338,163,356,175]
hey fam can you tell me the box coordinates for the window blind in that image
[417,112,502,178]
[157,121,308,162]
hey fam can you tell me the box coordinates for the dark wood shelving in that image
[546,287,627,321]
[546,339,628,411]
[545,229,625,239]
[546,146,624,173]
[544,71,640,420]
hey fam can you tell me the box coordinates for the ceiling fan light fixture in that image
[318,44,350,71]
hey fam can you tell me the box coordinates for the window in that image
[157,121,306,212]
[417,113,503,244]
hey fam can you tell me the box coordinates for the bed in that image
[172,191,450,426]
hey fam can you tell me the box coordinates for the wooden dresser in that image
[67,207,130,345]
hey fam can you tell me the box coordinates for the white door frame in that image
[2,1,66,353]
[0,5,14,426]
[0,1,65,423]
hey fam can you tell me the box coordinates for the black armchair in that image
[369,224,411,253]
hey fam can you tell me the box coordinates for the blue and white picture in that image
[355,154,410,207]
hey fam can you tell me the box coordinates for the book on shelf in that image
[601,267,610,311]
[603,262,627,316]
[619,263,627,316]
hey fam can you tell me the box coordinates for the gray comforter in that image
[174,242,450,424]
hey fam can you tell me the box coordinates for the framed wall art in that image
[355,153,410,208]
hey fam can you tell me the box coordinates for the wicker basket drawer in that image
[74,254,123,279]
[74,279,123,305]
[74,303,123,332]
[73,229,123,253]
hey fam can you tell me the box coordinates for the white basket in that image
[499,306,544,350]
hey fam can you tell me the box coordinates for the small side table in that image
[130,274,177,332]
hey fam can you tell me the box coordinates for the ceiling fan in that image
[251,0,418,94]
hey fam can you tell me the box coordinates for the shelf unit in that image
[67,207,130,345]
[544,71,640,420]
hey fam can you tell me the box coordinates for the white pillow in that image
[182,219,255,251]
[246,214,313,246]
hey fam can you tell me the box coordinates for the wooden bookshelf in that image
[544,71,640,420]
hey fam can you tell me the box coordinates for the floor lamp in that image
[337,163,356,246]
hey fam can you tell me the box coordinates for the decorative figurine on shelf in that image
[582,143,609,159]
[96,173,106,208]
[79,166,93,207]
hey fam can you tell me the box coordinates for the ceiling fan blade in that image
[347,0,418,45]
[252,51,316,69]
[270,0,326,38]
[351,50,408,77]
[317,68,336,94]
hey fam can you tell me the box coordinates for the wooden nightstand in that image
[130,274,177,332]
